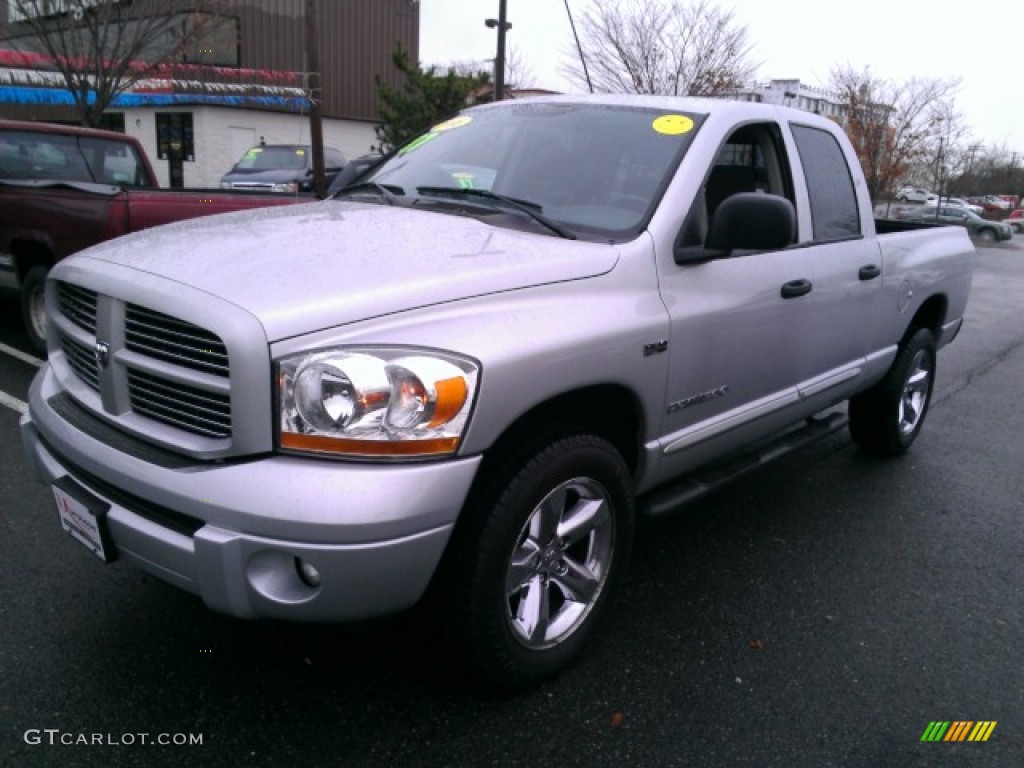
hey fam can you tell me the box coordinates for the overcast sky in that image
[420,0,1024,154]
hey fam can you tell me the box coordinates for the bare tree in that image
[561,0,757,96]
[447,45,535,95]
[1,0,228,126]
[830,65,962,202]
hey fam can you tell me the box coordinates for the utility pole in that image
[304,0,326,197]
[485,0,510,101]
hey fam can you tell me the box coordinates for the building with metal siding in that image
[228,0,419,121]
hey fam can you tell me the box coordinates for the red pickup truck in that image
[0,118,310,351]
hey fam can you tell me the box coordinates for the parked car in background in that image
[902,205,1012,242]
[895,186,936,203]
[220,144,346,193]
[982,194,1011,211]
[1005,208,1024,233]
[0,119,311,352]
[925,196,984,214]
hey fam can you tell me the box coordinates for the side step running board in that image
[638,410,849,518]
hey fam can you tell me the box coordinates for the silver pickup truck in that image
[20,95,975,689]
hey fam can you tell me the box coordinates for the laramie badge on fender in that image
[668,386,730,413]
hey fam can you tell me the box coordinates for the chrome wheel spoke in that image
[551,557,600,604]
[515,575,550,644]
[506,541,540,594]
[530,487,566,544]
[557,497,608,548]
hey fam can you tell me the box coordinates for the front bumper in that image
[21,364,482,622]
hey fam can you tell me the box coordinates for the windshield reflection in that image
[363,102,703,241]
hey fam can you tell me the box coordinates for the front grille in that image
[57,282,98,333]
[54,283,234,442]
[126,304,229,376]
[60,334,100,391]
[127,370,232,438]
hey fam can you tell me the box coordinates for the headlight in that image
[277,347,479,459]
[220,182,231,189]
[271,182,299,193]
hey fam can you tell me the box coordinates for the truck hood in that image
[75,201,620,341]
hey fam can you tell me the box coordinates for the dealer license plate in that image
[52,477,115,563]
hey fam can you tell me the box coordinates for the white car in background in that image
[926,196,984,214]
[896,186,936,203]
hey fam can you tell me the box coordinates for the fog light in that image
[295,558,321,588]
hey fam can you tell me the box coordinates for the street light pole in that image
[485,0,510,101]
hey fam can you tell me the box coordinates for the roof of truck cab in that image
[464,93,836,126]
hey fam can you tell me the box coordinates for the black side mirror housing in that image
[675,192,797,264]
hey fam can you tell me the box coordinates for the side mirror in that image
[674,192,796,264]
[706,192,796,251]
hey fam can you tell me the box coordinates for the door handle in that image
[781,279,813,299]
[858,264,882,280]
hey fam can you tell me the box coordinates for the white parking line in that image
[0,389,27,414]
[0,341,42,368]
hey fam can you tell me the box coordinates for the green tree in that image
[375,45,489,152]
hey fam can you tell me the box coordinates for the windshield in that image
[362,102,704,241]
[233,146,310,172]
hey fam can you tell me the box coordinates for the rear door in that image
[787,122,883,402]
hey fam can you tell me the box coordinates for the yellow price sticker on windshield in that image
[652,115,694,135]
[432,116,472,132]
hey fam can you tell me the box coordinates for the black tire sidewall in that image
[850,328,936,455]
[20,266,49,355]
[454,432,634,690]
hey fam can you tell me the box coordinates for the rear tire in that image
[20,266,49,355]
[450,431,634,690]
[849,328,936,455]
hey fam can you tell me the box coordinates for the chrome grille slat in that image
[125,304,229,375]
[61,335,100,391]
[57,283,98,333]
[127,371,231,438]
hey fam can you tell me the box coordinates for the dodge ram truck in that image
[20,95,975,689]
[0,118,310,352]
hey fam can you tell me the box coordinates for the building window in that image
[156,113,194,162]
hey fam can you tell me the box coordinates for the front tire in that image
[976,228,996,243]
[849,328,936,455]
[20,266,49,355]
[452,432,634,689]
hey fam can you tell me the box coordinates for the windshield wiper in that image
[333,182,402,205]
[414,186,576,240]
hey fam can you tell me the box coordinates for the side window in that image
[677,122,794,252]
[704,123,793,219]
[791,124,861,241]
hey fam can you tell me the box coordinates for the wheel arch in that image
[903,294,946,345]
[11,237,56,282]
[472,383,646,483]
